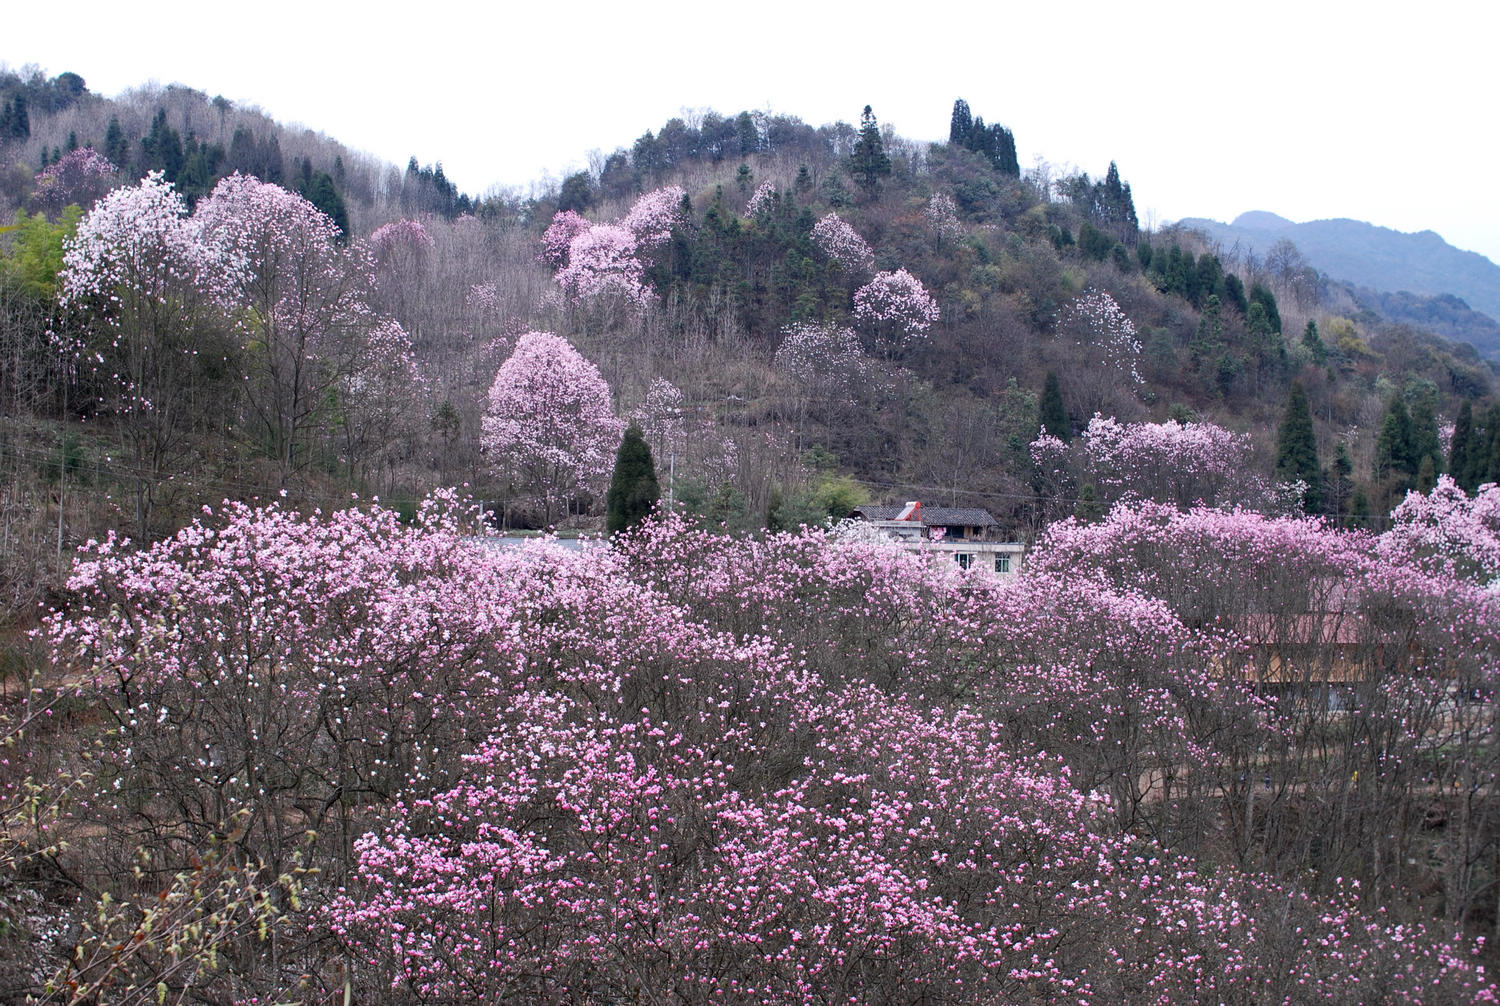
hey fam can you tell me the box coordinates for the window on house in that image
[956,553,975,570]
[995,555,1011,573]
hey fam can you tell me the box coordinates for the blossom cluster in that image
[32,147,120,214]
[810,212,874,273]
[743,179,777,218]
[40,498,1500,1002]
[540,188,685,308]
[852,268,940,354]
[1065,288,1142,385]
[924,193,964,240]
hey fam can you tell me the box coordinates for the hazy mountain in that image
[1177,211,1500,324]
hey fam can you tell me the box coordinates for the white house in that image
[848,502,1024,576]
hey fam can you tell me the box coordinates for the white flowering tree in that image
[853,268,940,359]
[58,172,236,534]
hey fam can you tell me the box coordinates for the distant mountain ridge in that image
[1176,211,1500,325]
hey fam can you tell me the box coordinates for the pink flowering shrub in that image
[811,212,875,273]
[853,268,940,356]
[42,500,1499,1002]
[620,184,685,251]
[538,208,591,268]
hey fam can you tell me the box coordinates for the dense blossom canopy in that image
[482,331,624,507]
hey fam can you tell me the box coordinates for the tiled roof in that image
[853,505,1000,527]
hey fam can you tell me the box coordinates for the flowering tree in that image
[57,171,236,534]
[1380,475,1500,585]
[810,211,875,273]
[924,192,963,242]
[1063,289,1143,417]
[367,218,434,330]
[482,331,624,522]
[339,318,426,489]
[196,172,380,480]
[31,147,120,216]
[743,179,776,218]
[1078,414,1259,508]
[852,268,940,357]
[40,500,1500,1001]
[773,322,880,419]
[541,187,684,309]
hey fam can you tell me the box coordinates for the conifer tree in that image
[1040,371,1069,441]
[1301,319,1328,365]
[607,424,661,535]
[949,99,972,147]
[1374,396,1415,484]
[849,105,891,195]
[1276,382,1322,512]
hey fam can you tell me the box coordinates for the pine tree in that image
[1301,319,1328,365]
[1449,400,1476,493]
[1329,441,1354,521]
[1276,382,1322,512]
[1040,371,1069,441]
[849,105,891,195]
[1076,483,1102,523]
[607,424,661,535]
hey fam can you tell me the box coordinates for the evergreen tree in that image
[1374,396,1415,483]
[1276,382,1322,512]
[606,424,660,535]
[1410,394,1442,478]
[1486,405,1500,485]
[1040,371,1069,440]
[1449,400,1476,493]
[1301,319,1328,365]
[1329,441,1354,521]
[1349,485,1371,529]
[1417,455,1438,493]
[303,172,349,240]
[104,115,127,166]
[848,105,891,195]
[1248,283,1282,334]
[949,99,973,147]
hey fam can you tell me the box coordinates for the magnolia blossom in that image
[1381,475,1500,585]
[553,223,648,306]
[32,147,120,214]
[1066,288,1142,385]
[368,217,434,262]
[482,332,624,514]
[853,268,940,353]
[620,184,685,251]
[743,179,776,218]
[924,193,963,240]
[538,209,591,269]
[811,212,874,273]
[773,322,877,401]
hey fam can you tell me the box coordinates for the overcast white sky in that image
[7,1,1497,263]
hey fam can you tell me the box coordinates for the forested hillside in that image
[6,65,1500,1004]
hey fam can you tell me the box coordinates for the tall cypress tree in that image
[1374,396,1415,483]
[607,424,661,535]
[1276,382,1322,512]
[1040,371,1069,441]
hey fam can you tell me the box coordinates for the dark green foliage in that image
[1076,222,1112,262]
[1221,273,1248,314]
[1409,393,1443,479]
[1374,396,1415,482]
[1076,483,1102,523]
[1276,383,1323,512]
[1349,485,1372,528]
[1135,240,1153,270]
[1248,283,1282,334]
[227,127,285,185]
[607,425,660,535]
[1040,371,1069,440]
[1329,441,1355,520]
[401,158,471,218]
[104,116,128,167]
[1417,455,1437,492]
[1301,320,1327,365]
[848,105,891,194]
[949,99,973,146]
[302,172,349,239]
[140,109,184,182]
[557,172,595,214]
[736,112,759,156]
[0,94,29,140]
[1060,162,1138,242]
[1449,400,1475,492]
